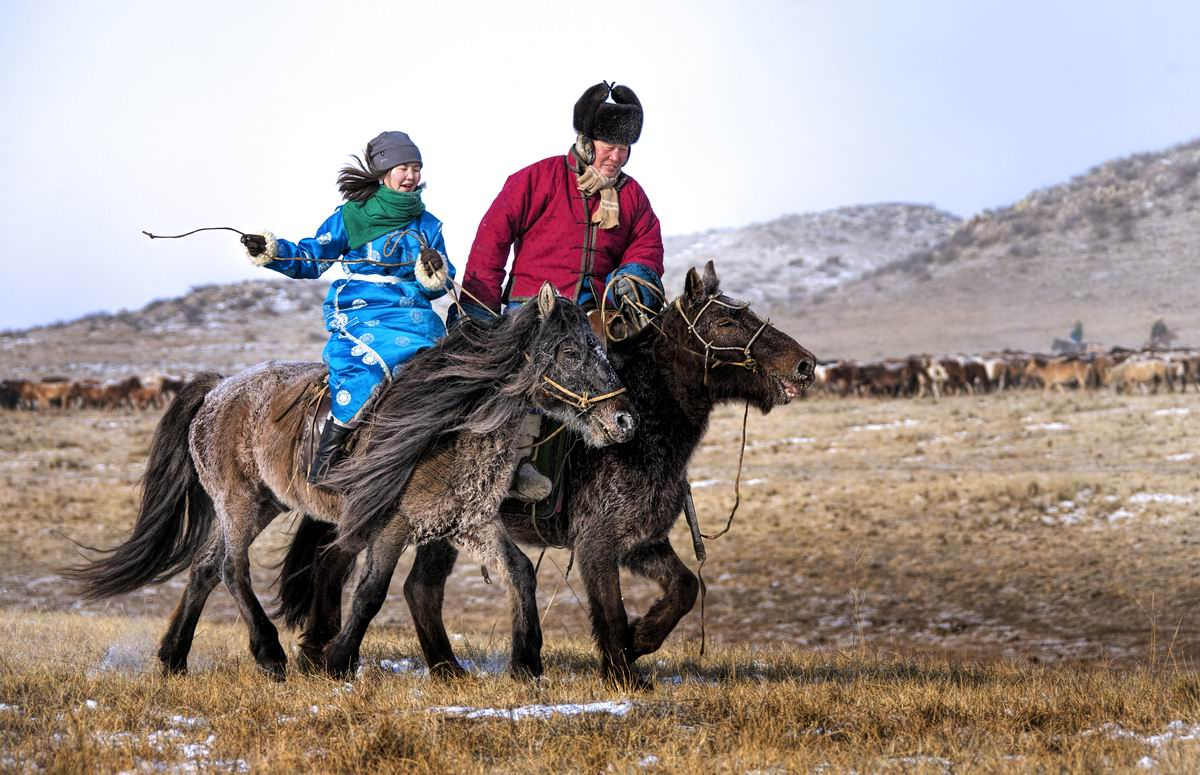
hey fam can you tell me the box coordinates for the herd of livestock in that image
[814,347,1200,398]
[1,347,1197,411]
[0,375,185,411]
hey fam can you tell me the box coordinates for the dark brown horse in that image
[279,262,816,685]
[67,285,637,680]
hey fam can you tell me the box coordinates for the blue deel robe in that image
[263,208,455,425]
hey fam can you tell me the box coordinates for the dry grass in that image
[2,615,1199,773]
[1,389,1199,771]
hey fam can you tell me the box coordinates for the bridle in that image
[672,295,773,384]
[538,374,627,412]
[597,272,774,384]
[520,352,627,414]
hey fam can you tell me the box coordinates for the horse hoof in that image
[508,663,544,682]
[604,670,653,693]
[321,648,357,678]
[429,661,468,680]
[159,660,187,677]
[258,662,287,682]
[295,650,324,675]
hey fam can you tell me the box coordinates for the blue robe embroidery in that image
[263,208,454,425]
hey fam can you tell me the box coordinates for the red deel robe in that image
[462,155,664,311]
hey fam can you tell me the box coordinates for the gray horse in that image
[67,285,637,680]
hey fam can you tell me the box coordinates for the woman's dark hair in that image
[337,150,384,202]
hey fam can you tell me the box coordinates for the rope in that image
[701,401,749,540]
[685,400,750,657]
[538,375,627,412]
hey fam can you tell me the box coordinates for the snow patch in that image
[429,700,635,721]
[849,419,919,432]
[1128,493,1193,506]
[1025,422,1070,432]
[1165,453,1195,462]
[1153,407,1190,417]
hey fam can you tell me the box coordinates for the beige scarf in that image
[573,135,620,230]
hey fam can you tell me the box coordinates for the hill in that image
[781,138,1200,358]
[663,203,961,306]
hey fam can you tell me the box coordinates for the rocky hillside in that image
[664,203,961,306]
[781,138,1200,359]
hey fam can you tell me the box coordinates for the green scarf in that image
[341,186,426,249]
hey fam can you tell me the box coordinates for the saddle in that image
[497,416,573,541]
[275,377,360,480]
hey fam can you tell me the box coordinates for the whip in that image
[142,226,247,239]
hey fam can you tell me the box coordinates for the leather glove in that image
[419,247,444,275]
[241,234,267,257]
[614,276,652,332]
[414,246,449,291]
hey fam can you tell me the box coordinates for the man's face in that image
[592,139,629,178]
[382,163,422,192]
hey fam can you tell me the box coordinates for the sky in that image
[1,0,1198,330]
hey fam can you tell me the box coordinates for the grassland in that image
[1,389,1198,772]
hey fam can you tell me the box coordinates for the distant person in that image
[458,81,666,498]
[1149,318,1175,349]
[240,131,454,484]
[1070,320,1083,344]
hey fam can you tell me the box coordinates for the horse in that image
[277,261,816,686]
[66,285,637,680]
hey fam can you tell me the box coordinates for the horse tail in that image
[65,373,222,600]
[272,514,341,630]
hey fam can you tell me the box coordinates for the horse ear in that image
[684,267,704,302]
[537,282,558,319]
[702,260,720,295]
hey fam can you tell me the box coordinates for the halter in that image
[520,352,627,412]
[671,294,773,384]
[539,375,627,411]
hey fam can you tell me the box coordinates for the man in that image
[460,81,665,319]
[459,81,666,499]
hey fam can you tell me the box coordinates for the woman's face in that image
[592,139,629,178]
[382,163,422,192]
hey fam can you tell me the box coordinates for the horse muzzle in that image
[591,399,639,445]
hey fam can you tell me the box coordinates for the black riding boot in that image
[308,419,354,485]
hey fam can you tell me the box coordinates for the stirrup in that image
[508,461,553,503]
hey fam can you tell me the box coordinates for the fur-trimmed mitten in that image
[242,231,278,266]
[415,246,450,291]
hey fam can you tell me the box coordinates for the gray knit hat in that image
[366,131,422,171]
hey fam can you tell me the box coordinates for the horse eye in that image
[714,317,736,328]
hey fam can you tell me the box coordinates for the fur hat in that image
[573,82,643,145]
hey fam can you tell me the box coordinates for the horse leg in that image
[576,539,647,689]
[158,530,224,675]
[403,539,467,678]
[296,542,357,673]
[219,494,287,680]
[622,539,699,662]
[458,525,543,679]
[322,518,411,678]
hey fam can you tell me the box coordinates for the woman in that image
[241,131,455,484]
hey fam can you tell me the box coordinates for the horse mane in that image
[327,299,589,546]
